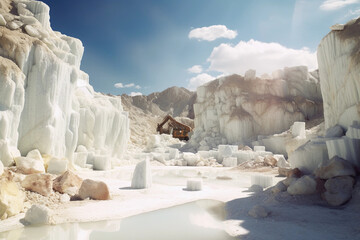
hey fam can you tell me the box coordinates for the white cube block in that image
[251,175,273,188]
[222,157,238,167]
[254,146,265,152]
[47,158,68,175]
[186,178,202,191]
[74,152,88,168]
[291,122,306,138]
[93,155,112,171]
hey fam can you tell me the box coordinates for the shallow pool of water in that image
[0,200,235,240]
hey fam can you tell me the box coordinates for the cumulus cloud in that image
[187,73,215,91]
[320,0,359,10]
[207,39,317,76]
[114,82,141,89]
[129,92,142,97]
[187,65,203,74]
[188,25,237,41]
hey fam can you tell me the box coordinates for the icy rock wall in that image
[0,0,129,166]
[318,17,360,130]
[191,67,322,150]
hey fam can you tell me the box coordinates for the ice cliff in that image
[0,0,129,167]
[186,67,323,151]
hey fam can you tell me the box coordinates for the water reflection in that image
[0,200,234,240]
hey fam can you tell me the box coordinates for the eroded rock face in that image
[0,0,129,167]
[53,170,82,194]
[78,179,110,200]
[324,176,354,206]
[188,67,322,150]
[21,173,53,196]
[318,17,360,130]
[0,179,25,220]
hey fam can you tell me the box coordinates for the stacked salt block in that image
[250,175,273,188]
[186,178,202,191]
[131,159,152,189]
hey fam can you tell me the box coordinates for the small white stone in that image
[24,205,51,225]
[60,194,70,203]
[186,178,202,191]
[131,159,152,189]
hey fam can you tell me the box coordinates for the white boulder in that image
[15,157,45,174]
[287,175,317,195]
[324,176,354,206]
[183,152,200,166]
[26,149,43,162]
[131,159,152,189]
[23,204,51,225]
[315,156,356,179]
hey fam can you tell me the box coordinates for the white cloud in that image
[187,73,215,91]
[320,0,359,11]
[114,82,141,89]
[187,65,203,74]
[130,92,142,97]
[188,25,237,41]
[347,8,360,15]
[207,39,317,76]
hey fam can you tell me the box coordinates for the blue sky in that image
[41,0,360,95]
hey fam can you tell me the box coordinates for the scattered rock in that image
[278,167,302,178]
[53,171,83,194]
[47,158,68,175]
[264,155,277,167]
[287,175,317,195]
[324,176,355,206]
[15,157,45,174]
[271,181,287,194]
[23,204,51,225]
[78,179,110,200]
[315,156,356,179]
[131,159,152,189]
[21,173,53,197]
[248,205,270,218]
[282,177,297,187]
[0,179,25,220]
[248,184,263,193]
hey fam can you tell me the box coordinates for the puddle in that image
[0,200,234,240]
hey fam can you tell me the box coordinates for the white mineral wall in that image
[190,67,322,150]
[317,17,360,130]
[0,0,129,166]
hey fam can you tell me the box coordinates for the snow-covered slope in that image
[318,17,360,130]
[0,0,129,167]
[186,67,323,151]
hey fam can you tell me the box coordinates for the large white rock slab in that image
[131,159,152,189]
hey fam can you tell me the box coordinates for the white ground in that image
[1,164,359,240]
